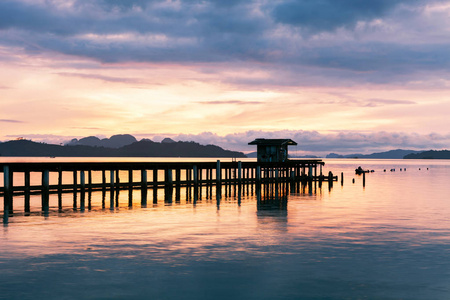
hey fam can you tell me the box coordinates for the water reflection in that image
[3,177,323,223]
[256,183,288,230]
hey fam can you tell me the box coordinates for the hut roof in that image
[248,138,297,146]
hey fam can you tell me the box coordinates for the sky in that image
[1,0,450,155]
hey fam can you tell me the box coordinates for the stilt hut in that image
[248,139,297,162]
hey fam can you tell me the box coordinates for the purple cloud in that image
[0,0,448,87]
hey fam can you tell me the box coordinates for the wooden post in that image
[42,170,50,212]
[110,170,115,191]
[128,169,133,188]
[153,169,158,203]
[128,169,133,207]
[193,165,198,201]
[341,172,344,186]
[88,170,92,191]
[24,170,30,213]
[80,170,86,191]
[73,170,77,191]
[165,168,173,202]
[238,161,242,183]
[3,166,12,218]
[141,169,147,205]
[256,166,261,182]
[363,172,366,187]
[167,169,173,186]
[176,168,181,186]
[216,160,221,196]
[328,171,333,189]
[102,170,106,190]
[216,160,221,183]
[116,169,120,190]
[110,171,115,209]
[80,170,86,211]
[58,167,62,194]
[193,166,198,185]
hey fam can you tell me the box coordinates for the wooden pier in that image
[1,160,337,217]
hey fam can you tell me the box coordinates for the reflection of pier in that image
[1,160,337,219]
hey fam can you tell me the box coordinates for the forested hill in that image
[0,139,246,158]
[404,150,450,159]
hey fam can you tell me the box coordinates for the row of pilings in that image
[1,160,337,220]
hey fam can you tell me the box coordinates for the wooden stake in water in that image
[363,172,366,187]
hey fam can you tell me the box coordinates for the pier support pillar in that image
[42,170,50,212]
[24,170,30,213]
[216,160,221,197]
[80,170,85,191]
[102,170,106,190]
[80,170,86,210]
[165,169,173,202]
[3,166,12,219]
[110,170,115,191]
[216,160,221,183]
[128,169,133,207]
[238,161,242,184]
[73,171,77,192]
[88,170,92,191]
[193,165,198,203]
[153,169,158,204]
[141,169,147,205]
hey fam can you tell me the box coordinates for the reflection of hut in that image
[248,138,297,162]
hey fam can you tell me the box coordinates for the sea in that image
[1,157,450,300]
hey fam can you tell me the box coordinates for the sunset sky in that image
[1,0,450,154]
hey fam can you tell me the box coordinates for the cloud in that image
[197,100,264,105]
[271,0,411,33]
[0,0,450,87]
[161,130,450,155]
[364,98,416,107]
[0,119,24,123]
[57,72,147,84]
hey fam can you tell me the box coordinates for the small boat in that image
[355,166,371,175]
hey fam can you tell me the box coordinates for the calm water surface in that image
[1,158,450,299]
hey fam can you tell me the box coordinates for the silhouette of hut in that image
[248,138,297,162]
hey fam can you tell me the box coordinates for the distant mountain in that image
[161,138,176,143]
[246,151,318,159]
[246,152,257,158]
[289,155,319,158]
[404,150,450,159]
[326,149,422,159]
[0,139,246,158]
[116,140,246,157]
[67,134,137,148]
